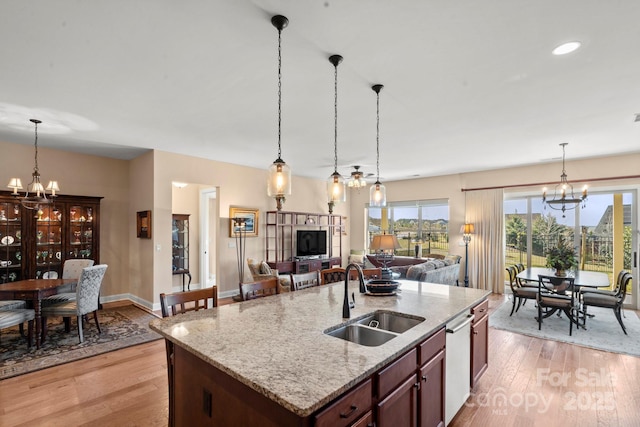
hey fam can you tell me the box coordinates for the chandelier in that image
[7,119,60,210]
[266,15,292,211]
[327,54,346,214]
[542,143,587,217]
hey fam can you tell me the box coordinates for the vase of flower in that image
[546,235,576,277]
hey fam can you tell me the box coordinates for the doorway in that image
[200,188,218,288]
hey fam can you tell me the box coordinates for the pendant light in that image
[369,84,386,207]
[327,54,346,214]
[7,119,60,210]
[267,15,292,211]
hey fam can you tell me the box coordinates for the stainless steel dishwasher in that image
[445,312,474,425]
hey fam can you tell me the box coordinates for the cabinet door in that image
[67,203,98,263]
[377,374,418,427]
[34,204,64,279]
[419,349,445,427]
[471,313,488,388]
[0,200,23,283]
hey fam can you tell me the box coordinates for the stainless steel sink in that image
[325,324,397,347]
[324,311,425,346]
[356,311,425,334]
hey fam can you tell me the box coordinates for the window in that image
[367,200,449,257]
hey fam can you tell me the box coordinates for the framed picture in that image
[229,207,259,237]
[137,210,152,238]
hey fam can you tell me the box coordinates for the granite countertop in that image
[149,280,490,417]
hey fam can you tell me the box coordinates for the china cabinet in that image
[0,191,101,283]
[172,214,191,291]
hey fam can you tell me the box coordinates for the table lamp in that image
[370,233,401,279]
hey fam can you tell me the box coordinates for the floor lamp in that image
[232,217,247,301]
[461,224,474,287]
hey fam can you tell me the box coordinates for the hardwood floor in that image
[1,294,638,426]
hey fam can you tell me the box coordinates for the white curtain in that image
[465,189,504,293]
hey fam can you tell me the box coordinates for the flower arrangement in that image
[546,235,576,275]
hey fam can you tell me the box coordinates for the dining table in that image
[516,267,610,289]
[0,278,76,348]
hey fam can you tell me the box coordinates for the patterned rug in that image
[490,299,640,357]
[0,305,162,380]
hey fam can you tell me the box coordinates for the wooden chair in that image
[320,267,346,285]
[160,286,218,317]
[581,273,631,334]
[241,278,279,300]
[537,274,578,336]
[290,271,320,291]
[349,268,382,281]
[505,266,537,316]
[579,270,627,298]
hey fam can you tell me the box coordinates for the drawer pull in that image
[422,374,428,382]
[339,405,358,419]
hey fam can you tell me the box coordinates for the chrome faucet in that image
[343,263,366,318]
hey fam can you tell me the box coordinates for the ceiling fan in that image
[347,165,374,188]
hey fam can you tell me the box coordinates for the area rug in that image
[0,305,162,380]
[490,300,640,357]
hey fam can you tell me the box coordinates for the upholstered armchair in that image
[246,258,291,293]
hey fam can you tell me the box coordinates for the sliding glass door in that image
[505,190,636,309]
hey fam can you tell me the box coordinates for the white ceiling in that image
[2,1,639,183]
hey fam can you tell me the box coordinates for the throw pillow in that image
[432,260,445,269]
[247,258,262,277]
[444,254,461,265]
[260,261,273,275]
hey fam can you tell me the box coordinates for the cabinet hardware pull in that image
[422,374,428,382]
[339,405,358,418]
[473,331,479,335]
[414,382,421,390]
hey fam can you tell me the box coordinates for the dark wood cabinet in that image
[0,192,101,283]
[470,300,489,388]
[294,257,341,273]
[166,326,449,427]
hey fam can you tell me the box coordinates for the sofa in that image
[389,255,461,286]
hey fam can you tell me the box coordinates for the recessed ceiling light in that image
[552,41,582,55]
[172,182,188,188]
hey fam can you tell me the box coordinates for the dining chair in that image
[581,273,631,335]
[506,266,537,316]
[349,268,382,281]
[41,264,108,343]
[290,271,320,291]
[160,286,218,317]
[42,259,95,305]
[579,270,627,298]
[320,267,346,285]
[241,277,279,300]
[537,274,578,336]
[513,264,536,288]
[0,308,35,347]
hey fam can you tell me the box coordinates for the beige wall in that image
[0,141,131,300]
[4,139,637,309]
[348,152,640,268]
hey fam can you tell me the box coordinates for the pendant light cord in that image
[333,61,338,173]
[33,120,40,174]
[375,89,380,181]
[277,27,283,160]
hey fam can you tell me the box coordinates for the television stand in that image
[293,257,341,274]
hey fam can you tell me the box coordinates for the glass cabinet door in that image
[34,204,63,279]
[0,201,22,283]
[172,214,189,273]
[68,204,95,262]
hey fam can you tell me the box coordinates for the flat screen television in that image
[296,230,327,257]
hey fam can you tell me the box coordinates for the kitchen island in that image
[150,280,491,426]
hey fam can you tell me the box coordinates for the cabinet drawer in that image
[418,327,445,366]
[377,348,417,399]
[314,379,372,427]
[471,299,488,322]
